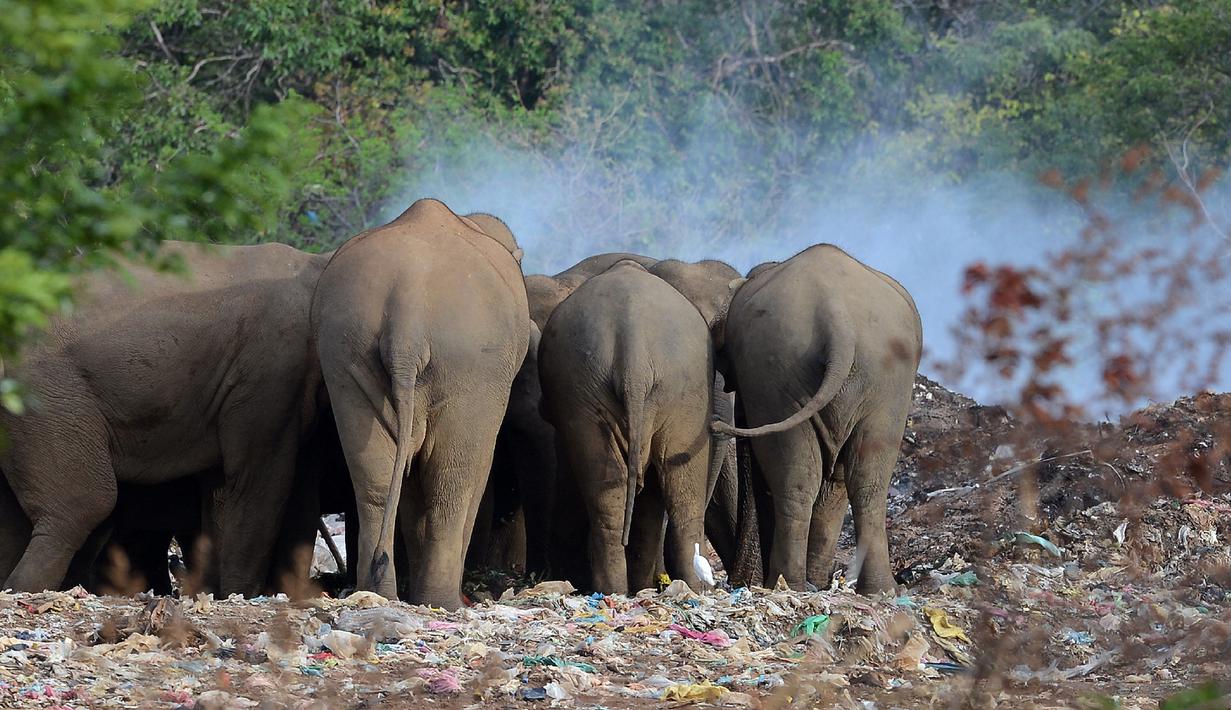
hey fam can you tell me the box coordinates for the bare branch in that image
[1163,112,1229,243]
[712,38,854,84]
[148,20,176,63]
[185,54,255,84]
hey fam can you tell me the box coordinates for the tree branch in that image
[1163,111,1229,244]
[713,38,853,84]
[148,20,176,63]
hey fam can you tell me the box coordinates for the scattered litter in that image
[666,623,733,648]
[930,570,978,586]
[923,606,971,644]
[1010,531,1063,557]
[544,681,570,700]
[417,666,462,694]
[1060,628,1095,645]
[791,614,831,638]
[1008,651,1116,682]
[0,381,1225,707]
[523,655,597,673]
[662,682,728,702]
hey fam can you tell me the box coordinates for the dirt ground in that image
[1,377,1228,709]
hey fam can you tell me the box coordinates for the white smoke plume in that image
[385,105,1231,414]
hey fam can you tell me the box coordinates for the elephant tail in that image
[712,305,856,438]
[370,361,418,591]
[621,382,648,546]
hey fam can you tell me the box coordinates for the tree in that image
[0,0,314,413]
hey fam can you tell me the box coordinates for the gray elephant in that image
[0,242,329,594]
[642,259,753,574]
[311,198,529,608]
[713,245,922,594]
[72,422,353,597]
[469,253,665,580]
[539,261,713,594]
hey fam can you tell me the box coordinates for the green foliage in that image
[0,0,314,409]
[1160,681,1225,710]
[111,0,1231,254]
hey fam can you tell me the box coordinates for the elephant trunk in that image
[712,303,856,438]
[319,517,346,575]
[621,383,647,546]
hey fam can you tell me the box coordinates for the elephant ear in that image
[464,212,523,263]
[710,300,731,352]
[709,277,747,366]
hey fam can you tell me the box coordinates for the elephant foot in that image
[411,590,464,610]
[855,569,897,596]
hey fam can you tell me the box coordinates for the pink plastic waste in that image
[416,666,463,694]
[667,623,733,648]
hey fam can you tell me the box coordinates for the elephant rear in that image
[720,243,921,594]
[539,262,714,594]
[311,198,530,608]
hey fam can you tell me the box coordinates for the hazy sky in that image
[387,131,1231,415]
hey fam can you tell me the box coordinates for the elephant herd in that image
[0,198,922,609]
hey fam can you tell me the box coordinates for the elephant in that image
[73,418,353,597]
[554,252,658,287]
[712,244,922,594]
[524,253,660,329]
[538,261,713,594]
[647,259,741,332]
[470,254,663,580]
[311,198,529,608]
[0,241,330,594]
[464,213,524,262]
[643,259,754,576]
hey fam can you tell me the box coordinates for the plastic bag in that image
[661,682,728,702]
[923,607,970,643]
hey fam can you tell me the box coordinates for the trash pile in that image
[1,379,1227,708]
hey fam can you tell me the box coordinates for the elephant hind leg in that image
[806,463,848,589]
[624,475,665,594]
[655,424,709,591]
[747,425,822,591]
[215,427,300,597]
[558,420,628,595]
[844,414,907,595]
[398,398,504,609]
[4,457,117,592]
[327,373,405,600]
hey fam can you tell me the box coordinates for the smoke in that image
[385,97,1231,415]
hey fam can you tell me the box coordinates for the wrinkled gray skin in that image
[539,262,713,594]
[462,213,537,574]
[469,254,662,579]
[0,242,328,594]
[644,259,746,572]
[311,199,529,608]
[714,245,922,594]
